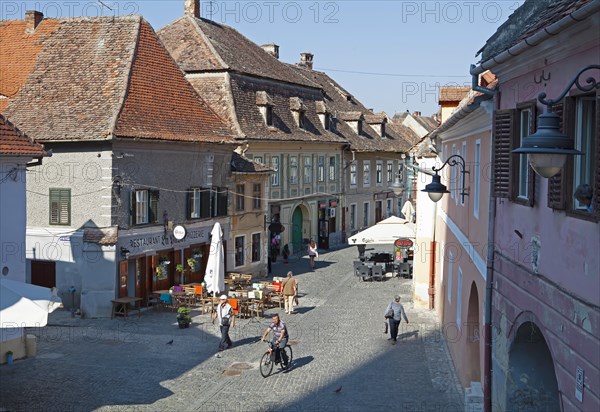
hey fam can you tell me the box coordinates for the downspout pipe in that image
[471,0,600,78]
[484,180,497,412]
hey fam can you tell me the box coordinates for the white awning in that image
[348,216,416,245]
[0,278,62,328]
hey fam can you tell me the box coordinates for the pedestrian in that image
[384,295,409,344]
[212,294,235,356]
[574,184,594,213]
[281,271,298,314]
[308,239,318,270]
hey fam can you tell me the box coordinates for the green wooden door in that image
[291,207,303,254]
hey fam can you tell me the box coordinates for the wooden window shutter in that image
[59,189,71,225]
[493,109,516,198]
[49,189,59,224]
[547,102,567,210]
[149,190,159,223]
[187,190,193,220]
[129,191,136,225]
[200,187,210,219]
[218,187,228,216]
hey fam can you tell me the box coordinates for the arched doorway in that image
[291,207,304,254]
[466,282,481,384]
[506,321,560,411]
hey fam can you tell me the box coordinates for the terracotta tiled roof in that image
[439,86,471,103]
[230,152,273,173]
[114,20,233,142]
[158,16,319,88]
[83,226,118,245]
[480,0,592,61]
[0,19,61,105]
[0,113,46,157]
[1,15,234,144]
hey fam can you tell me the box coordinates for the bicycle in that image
[259,341,293,378]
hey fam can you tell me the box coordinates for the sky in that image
[4,1,525,117]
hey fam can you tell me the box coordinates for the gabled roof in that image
[158,16,319,89]
[1,15,234,144]
[479,0,592,61]
[288,65,418,152]
[0,113,46,157]
[439,86,471,103]
[226,73,347,144]
[230,151,273,173]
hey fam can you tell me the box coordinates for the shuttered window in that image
[211,187,228,217]
[548,91,598,220]
[492,109,516,198]
[49,188,71,225]
[493,104,536,207]
[187,187,211,219]
[130,189,159,225]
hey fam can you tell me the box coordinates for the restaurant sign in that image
[122,226,211,255]
[394,238,413,248]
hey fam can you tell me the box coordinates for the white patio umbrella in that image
[204,222,225,296]
[0,278,62,328]
[347,216,416,245]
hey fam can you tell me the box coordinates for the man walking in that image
[281,271,298,314]
[384,295,409,344]
[213,295,235,356]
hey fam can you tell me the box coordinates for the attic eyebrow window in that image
[256,91,274,127]
[316,101,332,131]
[290,97,306,129]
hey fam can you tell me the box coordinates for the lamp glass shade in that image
[528,153,567,178]
[428,192,444,202]
[421,173,449,202]
[391,177,404,196]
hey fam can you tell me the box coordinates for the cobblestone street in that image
[0,246,464,412]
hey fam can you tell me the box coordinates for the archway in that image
[506,321,560,411]
[466,282,481,384]
[291,207,304,254]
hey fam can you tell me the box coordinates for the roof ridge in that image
[108,15,142,139]
[189,16,229,70]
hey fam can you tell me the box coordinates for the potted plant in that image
[177,307,192,328]
[176,263,185,283]
[187,257,199,273]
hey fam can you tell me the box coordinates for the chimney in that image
[184,0,200,18]
[25,10,43,33]
[412,111,421,117]
[261,43,279,59]
[299,52,314,70]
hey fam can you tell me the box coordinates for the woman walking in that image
[307,239,318,271]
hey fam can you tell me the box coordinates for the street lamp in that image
[391,153,408,196]
[422,154,468,203]
[512,64,599,178]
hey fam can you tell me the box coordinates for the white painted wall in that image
[0,160,28,282]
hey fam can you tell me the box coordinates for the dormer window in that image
[290,97,306,129]
[256,91,274,127]
[365,113,388,137]
[316,101,331,131]
[266,106,273,126]
[339,111,364,136]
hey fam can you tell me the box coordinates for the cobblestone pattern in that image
[0,247,464,412]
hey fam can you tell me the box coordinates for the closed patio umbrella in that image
[0,278,62,327]
[204,222,225,296]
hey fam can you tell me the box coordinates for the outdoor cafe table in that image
[111,297,142,319]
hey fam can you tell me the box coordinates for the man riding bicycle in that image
[261,313,289,368]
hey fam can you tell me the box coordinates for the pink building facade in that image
[472,1,600,410]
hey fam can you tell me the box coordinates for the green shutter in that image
[200,187,210,219]
[149,190,159,223]
[49,189,71,225]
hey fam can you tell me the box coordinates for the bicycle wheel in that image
[282,345,293,369]
[260,351,273,378]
